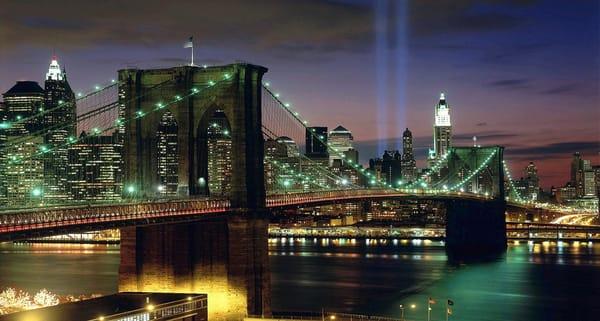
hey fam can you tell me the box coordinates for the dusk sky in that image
[1,0,598,187]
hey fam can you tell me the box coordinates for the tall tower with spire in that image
[430,92,452,163]
[43,55,76,202]
[401,128,417,183]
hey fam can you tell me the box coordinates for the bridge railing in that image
[0,198,230,234]
[265,188,491,207]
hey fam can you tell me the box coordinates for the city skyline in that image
[1,2,599,320]
[1,0,598,188]
[2,55,596,192]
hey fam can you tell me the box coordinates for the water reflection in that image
[0,240,599,320]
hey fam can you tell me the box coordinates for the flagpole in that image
[191,41,194,66]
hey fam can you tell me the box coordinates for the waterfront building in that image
[67,132,123,201]
[305,126,328,165]
[1,81,45,205]
[328,125,353,165]
[401,128,417,184]
[523,162,540,201]
[593,165,600,197]
[571,152,584,197]
[264,137,301,192]
[370,150,401,186]
[42,56,76,202]
[277,135,300,157]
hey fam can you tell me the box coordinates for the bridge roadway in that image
[0,189,586,241]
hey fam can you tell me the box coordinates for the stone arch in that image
[193,105,232,197]
[156,110,179,196]
[120,63,267,209]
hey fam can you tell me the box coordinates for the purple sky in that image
[1,0,598,188]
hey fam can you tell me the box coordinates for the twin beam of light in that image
[375,0,409,153]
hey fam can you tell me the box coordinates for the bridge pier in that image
[118,213,271,320]
[445,199,507,255]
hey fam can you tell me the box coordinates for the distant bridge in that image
[0,188,582,242]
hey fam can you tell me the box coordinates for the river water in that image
[1,239,599,321]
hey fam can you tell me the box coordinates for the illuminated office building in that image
[156,111,179,196]
[1,81,45,205]
[43,56,76,202]
[67,132,123,201]
[206,110,232,197]
[429,93,452,164]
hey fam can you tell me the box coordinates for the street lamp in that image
[399,304,405,321]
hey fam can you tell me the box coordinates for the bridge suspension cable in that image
[0,80,120,132]
[261,125,360,191]
[261,82,392,190]
[0,78,176,152]
[5,74,234,167]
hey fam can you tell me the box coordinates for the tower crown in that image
[434,92,451,127]
[46,56,64,81]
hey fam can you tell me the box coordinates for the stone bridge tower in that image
[117,64,271,320]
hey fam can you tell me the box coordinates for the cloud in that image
[0,0,541,58]
[539,83,580,95]
[410,0,536,36]
[481,42,552,63]
[508,141,600,159]
[453,131,519,142]
[487,78,530,88]
[0,0,373,56]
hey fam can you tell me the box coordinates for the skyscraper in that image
[328,125,353,165]
[43,56,76,202]
[370,150,401,186]
[524,162,540,201]
[206,110,232,197]
[67,132,123,201]
[571,152,584,197]
[156,111,179,196]
[305,126,328,165]
[1,81,45,205]
[401,128,417,183]
[430,93,452,162]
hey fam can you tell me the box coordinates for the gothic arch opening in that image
[195,108,232,197]
[156,111,179,197]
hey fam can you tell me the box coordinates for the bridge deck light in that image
[95,85,100,90]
